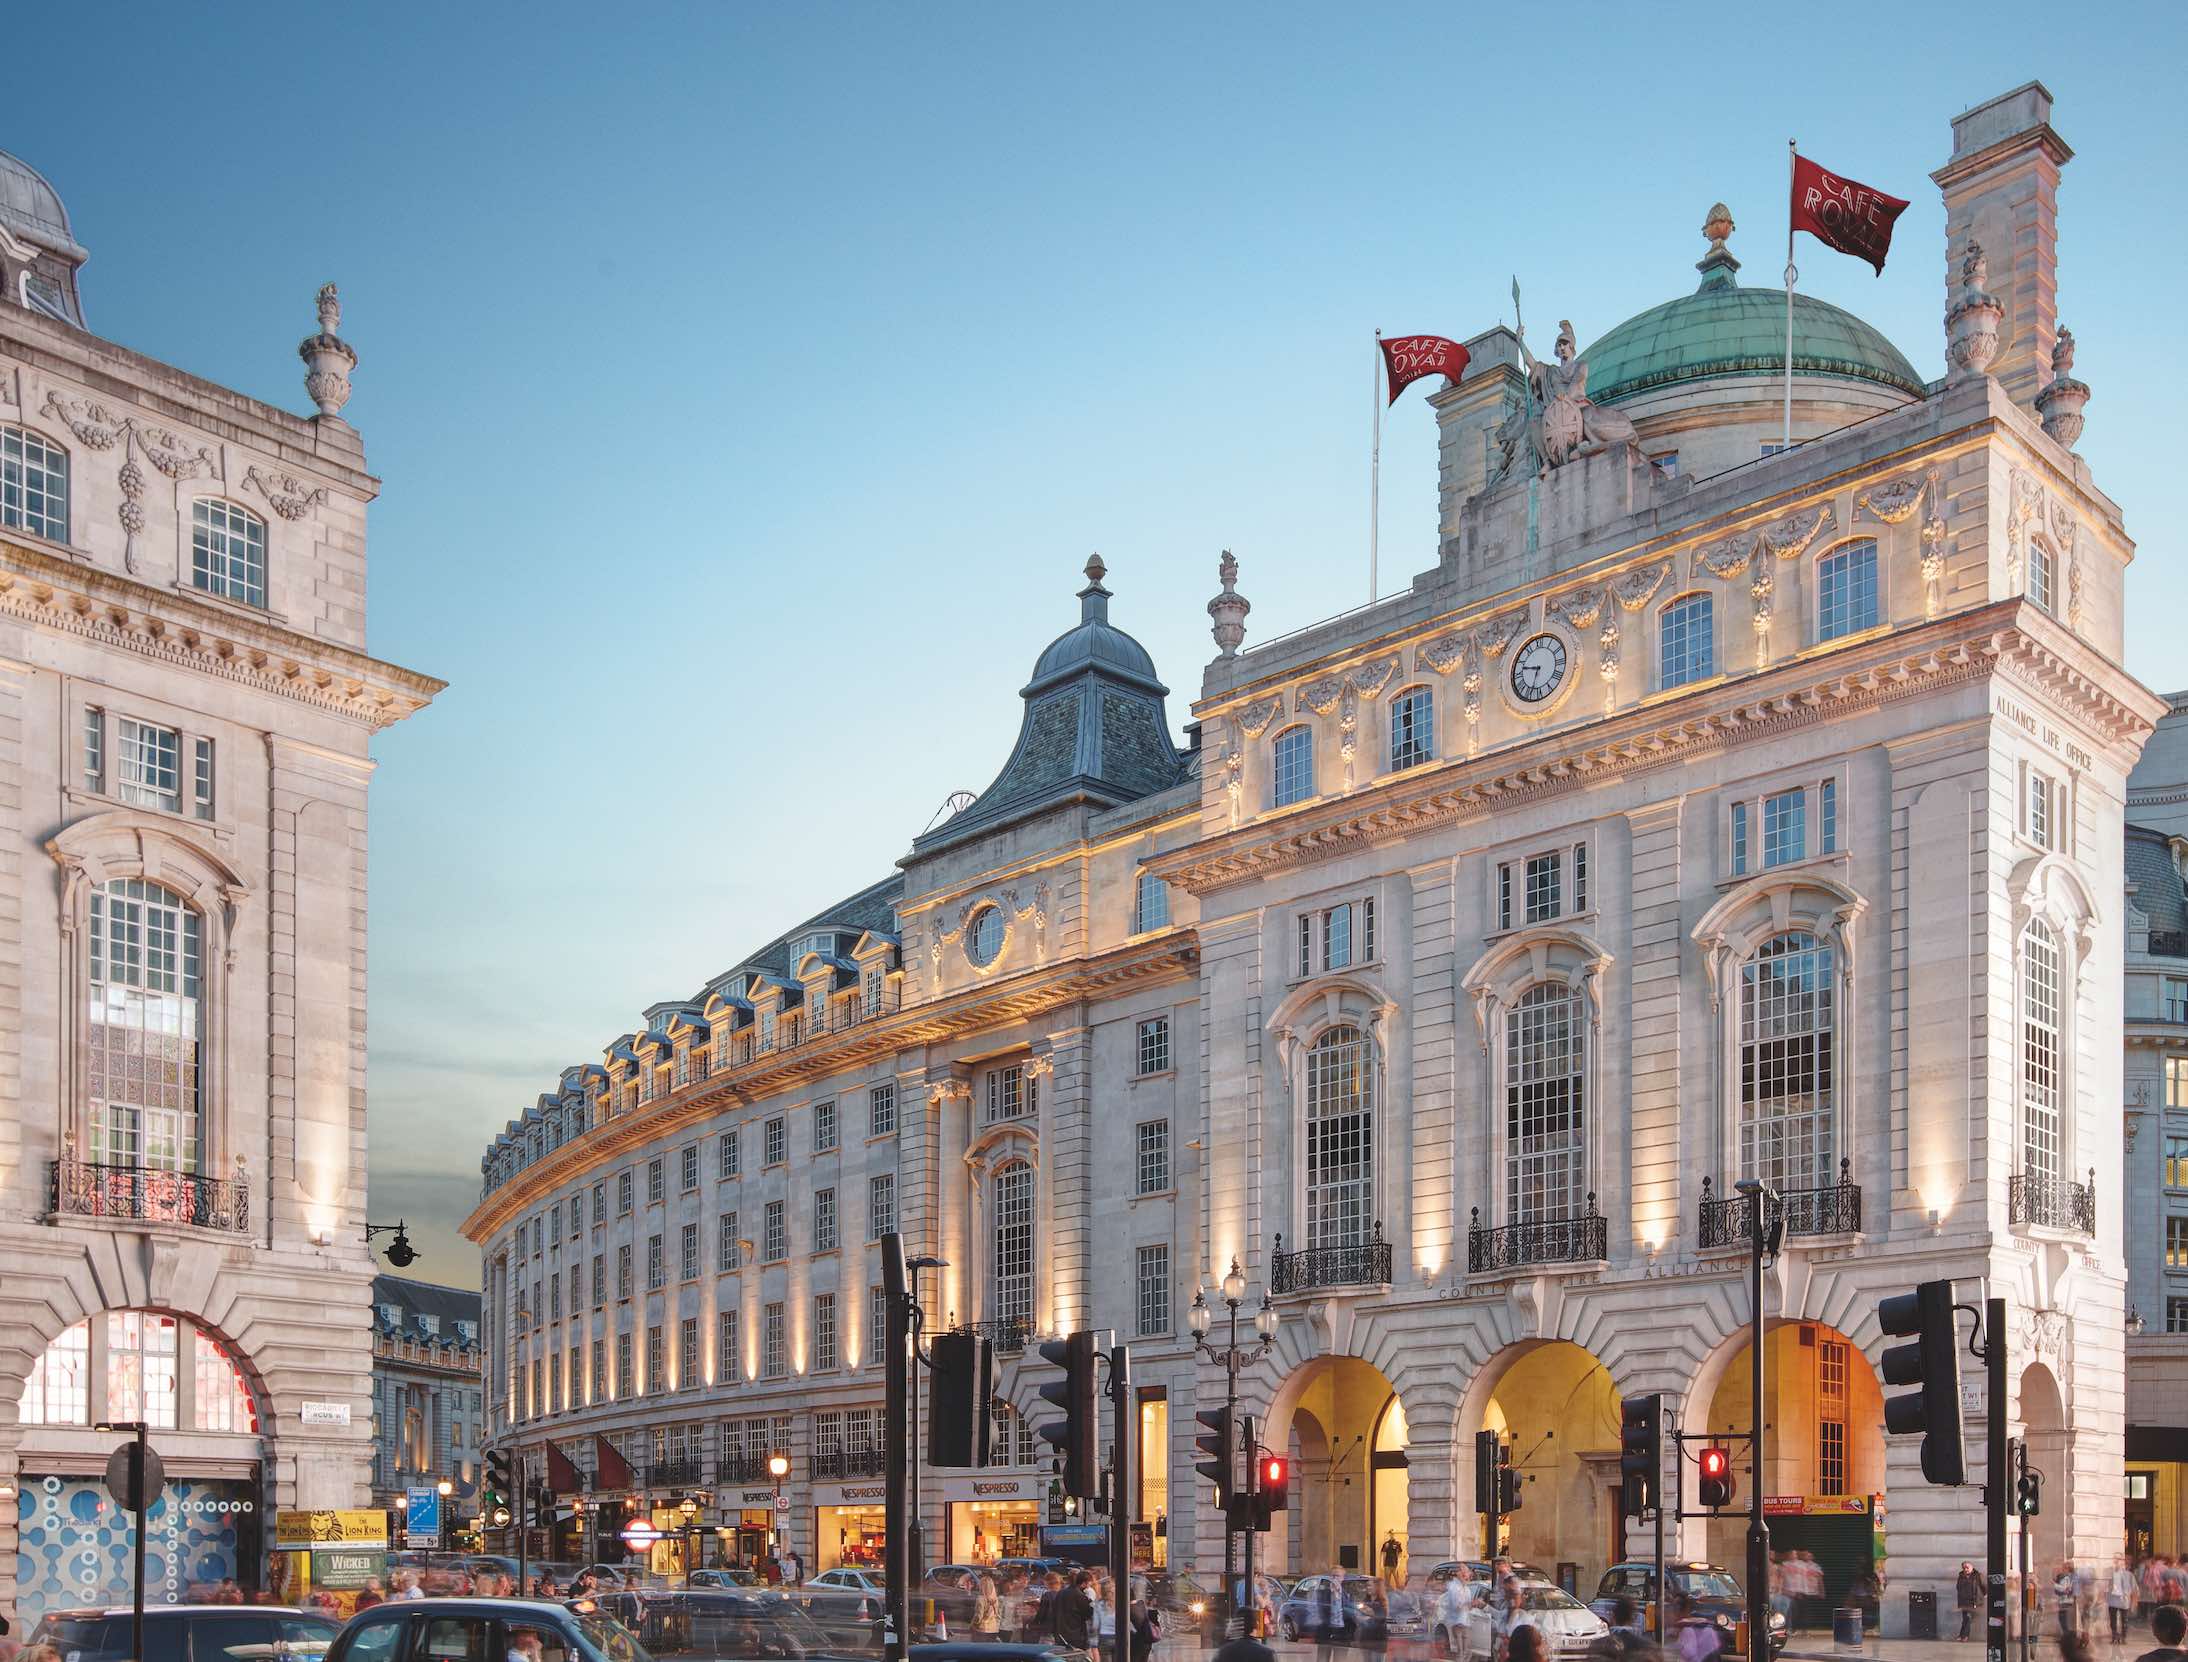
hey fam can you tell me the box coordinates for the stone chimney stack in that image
[1431,327,1525,542]
[1930,82,2071,412]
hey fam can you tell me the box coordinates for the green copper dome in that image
[1580,244,1926,407]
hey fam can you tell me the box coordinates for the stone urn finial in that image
[298,281,358,420]
[2034,325,2090,449]
[1207,548,1251,657]
[1945,239,2004,382]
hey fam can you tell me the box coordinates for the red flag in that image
[1790,153,1909,274]
[594,1434,634,1491]
[546,1441,583,1496]
[1379,334,1470,404]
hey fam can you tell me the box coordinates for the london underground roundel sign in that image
[621,1521,665,1549]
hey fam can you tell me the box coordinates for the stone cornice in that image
[1154,599,2164,898]
[0,532,443,730]
[460,931,1200,1241]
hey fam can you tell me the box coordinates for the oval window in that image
[965,905,1005,968]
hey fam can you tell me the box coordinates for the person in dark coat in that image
[1056,1569,1097,1653]
[1956,1564,1982,1641]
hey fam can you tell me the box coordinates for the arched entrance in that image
[1697,1320,1886,1613]
[1265,1356,1407,1579]
[1473,1342,1622,1593]
[2019,1363,2067,1578]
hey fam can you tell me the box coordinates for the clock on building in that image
[1509,633,1569,704]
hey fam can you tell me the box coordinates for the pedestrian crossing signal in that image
[1698,1446,1735,1510]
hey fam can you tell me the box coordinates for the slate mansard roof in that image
[2127,823,2188,952]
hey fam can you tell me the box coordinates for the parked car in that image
[991,1559,1071,1583]
[688,1568,765,1589]
[808,1567,888,1599]
[1589,1563,1787,1658]
[33,1605,340,1662]
[327,1598,646,1662]
[1465,1581,1610,1661]
[577,1587,851,1660]
[1275,1574,1391,1643]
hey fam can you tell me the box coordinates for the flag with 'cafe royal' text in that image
[1790,152,1909,274]
[1379,334,1470,404]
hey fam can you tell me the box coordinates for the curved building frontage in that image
[465,84,2158,1631]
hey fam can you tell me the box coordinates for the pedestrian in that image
[356,1579,385,1611]
[2114,1562,2140,1645]
[1317,1571,1348,1662]
[1437,1563,1476,1662]
[975,1573,1002,1638]
[1959,1564,1984,1642]
[1510,1628,1547,1662]
[1673,1594,1722,1662]
[2136,1605,2188,1662]
[1129,1587,1161,1662]
[1594,1596,1650,1659]
[2061,1566,2084,1638]
[1384,1533,1405,1589]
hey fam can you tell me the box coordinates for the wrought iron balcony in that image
[717,1452,773,1484]
[812,1448,886,1479]
[957,1317,1031,1354]
[49,1151,249,1233]
[1698,1163,1863,1249]
[1467,1196,1606,1274]
[2010,1169,2095,1235]
[1270,1224,1392,1294]
[645,1457,706,1487]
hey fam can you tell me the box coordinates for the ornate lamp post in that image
[1188,1257,1279,1635]
[768,1453,789,1555]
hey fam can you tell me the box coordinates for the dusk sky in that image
[13,2,2184,1285]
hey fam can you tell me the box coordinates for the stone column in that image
[1403,1393,1461,1566]
[1625,802,1685,1251]
[1930,83,2072,413]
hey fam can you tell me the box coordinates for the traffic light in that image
[1257,1454,1289,1520]
[1698,1446,1736,1510]
[927,1330,993,1468]
[1879,1278,1967,1485]
[1619,1394,1663,1519]
[484,1448,512,1521]
[2014,1444,2042,1517]
[1195,1406,1235,1514]
[1036,1330,1100,1498]
[1474,1430,1501,1516]
[1496,1455,1522,1516]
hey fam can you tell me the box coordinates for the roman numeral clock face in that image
[1510,632,1569,704]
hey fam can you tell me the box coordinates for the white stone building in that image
[465,83,2155,1630]
[0,151,440,1619]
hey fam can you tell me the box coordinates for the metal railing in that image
[1467,1196,1606,1274]
[645,1458,706,1487]
[2010,1169,2095,1235]
[717,1453,773,1484]
[49,1153,249,1233]
[1270,1224,1393,1294]
[957,1317,1032,1354]
[1698,1162,1863,1248]
[812,1448,886,1479]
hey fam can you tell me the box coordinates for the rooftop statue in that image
[1516,317,1642,474]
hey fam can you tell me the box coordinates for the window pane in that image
[1816,540,1879,642]
[1739,933,1836,1192]
[992,1161,1034,1324]
[1506,985,1585,1220]
[1762,790,1806,868]
[1390,686,1434,771]
[1660,593,1714,689]
[1272,726,1314,807]
[2021,922,2062,1186]
[1306,1026,1373,1248]
[88,880,204,1182]
[190,499,268,608]
[1135,871,1170,933]
[1,424,69,542]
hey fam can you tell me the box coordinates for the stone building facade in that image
[464,83,2155,1627]
[2121,697,2188,1556]
[0,150,440,1619]
[369,1276,484,1510]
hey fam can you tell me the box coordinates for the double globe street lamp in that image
[1188,1257,1279,1636]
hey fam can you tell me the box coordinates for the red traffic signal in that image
[1263,1456,1286,1486]
[1698,1446,1735,1510]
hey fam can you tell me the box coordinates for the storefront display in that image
[936,1472,1046,1564]
[814,1482,886,1571]
[16,1473,261,1624]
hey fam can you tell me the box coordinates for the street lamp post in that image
[435,1477,453,1582]
[768,1453,789,1559]
[1189,1257,1279,1637]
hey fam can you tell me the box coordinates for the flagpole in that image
[1784,138,1797,454]
[1370,331,1382,604]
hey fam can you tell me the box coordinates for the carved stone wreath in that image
[1417,632,1466,676]
[244,465,330,521]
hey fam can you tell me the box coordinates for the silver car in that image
[1467,1582,1611,1661]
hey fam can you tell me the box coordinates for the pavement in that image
[1143,1630,2153,1662]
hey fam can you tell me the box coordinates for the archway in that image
[1264,1355,1406,1580]
[1475,1342,1622,1594]
[1699,1320,1886,1615]
[2019,1363,2067,1577]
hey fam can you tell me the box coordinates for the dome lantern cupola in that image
[0,149,89,328]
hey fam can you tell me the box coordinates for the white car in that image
[809,1566,887,1598]
[1467,1581,1612,1661]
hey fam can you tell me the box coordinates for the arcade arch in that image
[1264,1355,1407,1579]
[1469,1341,1624,1593]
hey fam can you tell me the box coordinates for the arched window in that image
[991,1159,1034,1326]
[2028,539,2056,615]
[1,423,68,542]
[89,879,203,1177]
[191,499,268,609]
[1816,540,1879,641]
[1739,932,1836,1190]
[1305,1025,1373,1248]
[2021,920,2062,1185]
[1389,685,1434,772]
[1271,725,1315,808]
[1505,983,1585,1219]
[1660,593,1714,689]
[19,1312,257,1432]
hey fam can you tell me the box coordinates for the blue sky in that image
[13,3,2184,1285]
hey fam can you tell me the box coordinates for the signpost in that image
[404,1487,442,1549]
[620,1520,665,1551]
[98,1421,160,1662]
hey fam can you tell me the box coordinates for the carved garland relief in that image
[42,391,218,575]
[2003,467,2083,630]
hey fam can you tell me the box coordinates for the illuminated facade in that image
[0,150,440,1620]
[466,83,2153,1627]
